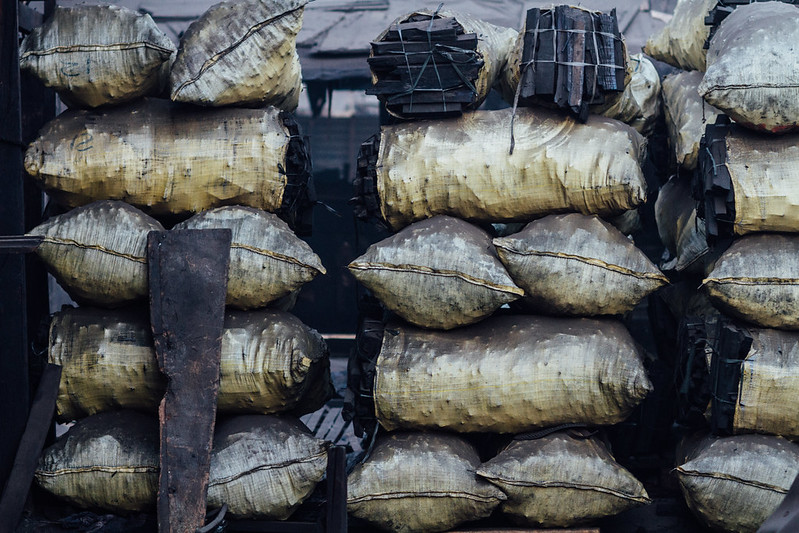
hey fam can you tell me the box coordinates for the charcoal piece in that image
[367,11,514,119]
[693,115,735,243]
[516,6,626,120]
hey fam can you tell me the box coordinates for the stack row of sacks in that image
[344,7,673,530]
[672,314,799,533]
[35,411,330,520]
[21,0,329,518]
[21,1,314,224]
[651,3,799,531]
[20,0,306,110]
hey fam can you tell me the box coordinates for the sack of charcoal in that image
[347,431,505,533]
[348,215,523,330]
[169,0,307,109]
[699,2,799,133]
[493,213,667,316]
[19,5,175,108]
[49,306,332,422]
[366,315,651,434]
[25,99,313,223]
[352,107,646,231]
[676,433,799,532]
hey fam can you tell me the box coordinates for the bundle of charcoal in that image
[704,0,799,46]
[507,5,626,121]
[366,10,516,119]
[694,115,799,243]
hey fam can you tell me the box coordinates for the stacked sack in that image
[345,7,668,532]
[649,2,799,531]
[22,0,333,520]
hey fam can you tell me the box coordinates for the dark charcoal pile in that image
[516,5,625,120]
[366,14,482,118]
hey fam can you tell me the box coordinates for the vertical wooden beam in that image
[148,229,231,533]
[325,446,347,533]
[0,0,30,488]
[0,364,61,532]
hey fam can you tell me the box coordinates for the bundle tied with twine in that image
[367,6,517,119]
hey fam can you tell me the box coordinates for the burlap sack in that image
[374,315,652,433]
[644,0,715,71]
[28,201,163,307]
[25,99,305,216]
[207,415,328,519]
[348,216,523,330]
[699,2,799,133]
[169,0,306,109]
[19,5,175,108]
[730,327,799,439]
[174,206,325,309]
[676,434,799,533]
[49,307,332,422]
[493,214,667,316]
[654,174,708,273]
[371,10,517,119]
[347,432,506,533]
[703,124,799,235]
[477,431,650,527]
[703,234,799,329]
[592,54,662,136]
[35,411,159,512]
[662,70,723,170]
[373,108,646,230]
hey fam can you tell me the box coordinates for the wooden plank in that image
[384,17,461,42]
[384,87,475,105]
[400,102,463,116]
[368,50,477,69]
[0,0,30,489]
[148,229,231,533]
[0,364,61,532]
[370,34,477,54]
[325,446,347,533]
[396,62,482,87]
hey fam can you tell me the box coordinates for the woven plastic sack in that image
[654,175,708,273]
[676,434,799,533]
[207,415,328,519]
[348,216,523,330]
[703,234,799,329]
[371,108,646,230]
[174,206,325,309]
[28,201,163,307]
[374,315,652,433]
[699,2,799,133]
[25,99,307,217]
[169,0,306,109]
[592,54,662,136]
[644,0,715,71]
[49,307,332,422]
[477,431,650,527]
[347,432,506,533]
[662,70,723,170]
[35,411,159,512]
[370,10,517,119]
[493,214,667,316]
[728,327,799,439]
[19,5,175,108]
[703,124,799,235]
